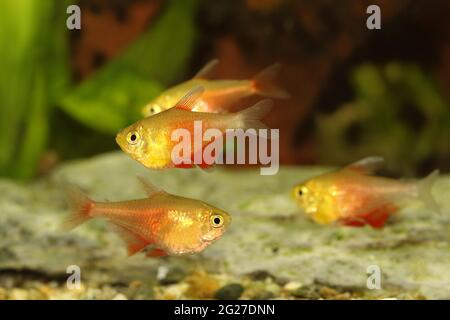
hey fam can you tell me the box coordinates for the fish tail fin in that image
[417,170,440,214]
[62,186,95,230]
[252,63,290,99]
[235,99,273,131]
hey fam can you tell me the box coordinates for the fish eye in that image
[295,186,307,197]
[210,214,224,228]
[149,104,161,115]
[127,131,140,145]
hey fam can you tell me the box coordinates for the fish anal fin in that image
[341,203,397,229]
[195,161,217,173]
[112,225,151,256]
[174,163,195,169]
[193,59,219,79]
[136,176,166,198]
[195,140,223,171]
[345,156,385,175]
[146,248,168,258]
[339,217,367,227]
[174,86,205,111]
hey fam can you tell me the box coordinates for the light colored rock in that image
[0,152,449,299]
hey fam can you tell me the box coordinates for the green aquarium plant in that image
[60,0,199,134]
[317,63,450,176]
[0,0,199,179]
[0,0,70,179]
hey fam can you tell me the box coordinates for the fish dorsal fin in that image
[174,86,205,111]
[193,59,219,79]
[137,176,166,197]
[345,156,385,175]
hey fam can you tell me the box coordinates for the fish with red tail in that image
[291,157,440,228]
[142,60,289,116]
[117,86,274,170]
[63,177,232,257]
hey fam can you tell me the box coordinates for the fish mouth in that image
[202,233,221,242]
[115,134,127,152]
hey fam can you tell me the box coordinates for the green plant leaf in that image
[60,0,199,134]
[0,0,70,179]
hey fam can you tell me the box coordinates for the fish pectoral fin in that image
[174,86,204,111]
[146,248,168,258]
[345,156,385,175]
[136,176,167,198]
[193,59,219,79]
[112,225,151,256]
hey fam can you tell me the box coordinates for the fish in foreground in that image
[117,86,273,169]
[291,156,440,228]
[63,177,232,257]
[142,59,289,116]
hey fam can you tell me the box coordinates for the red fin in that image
[193,59,219,79]
[112,225,151,256]
[197,162,214,170]
[252,63,290,99]
[341,203,397,229]
[194,139,222,170]
[62,186,94,230]
[146,248,168,258]
[173,144,217,170]
[174,86,204,111]
[174,163,195,169]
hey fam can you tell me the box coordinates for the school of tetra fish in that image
[64,59,441,257]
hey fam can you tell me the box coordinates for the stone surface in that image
[0,152,449,299]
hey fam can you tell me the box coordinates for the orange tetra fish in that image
[142,59,289,116]
[117,86,273,170]
[63,177,231,257]
[292,157,440,228]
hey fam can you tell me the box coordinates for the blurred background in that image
[0,0,449,181]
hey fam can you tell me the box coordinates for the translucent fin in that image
[62,186,94,231]
[252,63,290,99]
[195,164,217,174]
[235,99,273,131]
[136,176,166,197]
[111,225,150,256]
[345,156,385,175]
[193,59,219,79]
[417,170,440,214]
[174,86,205,111]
